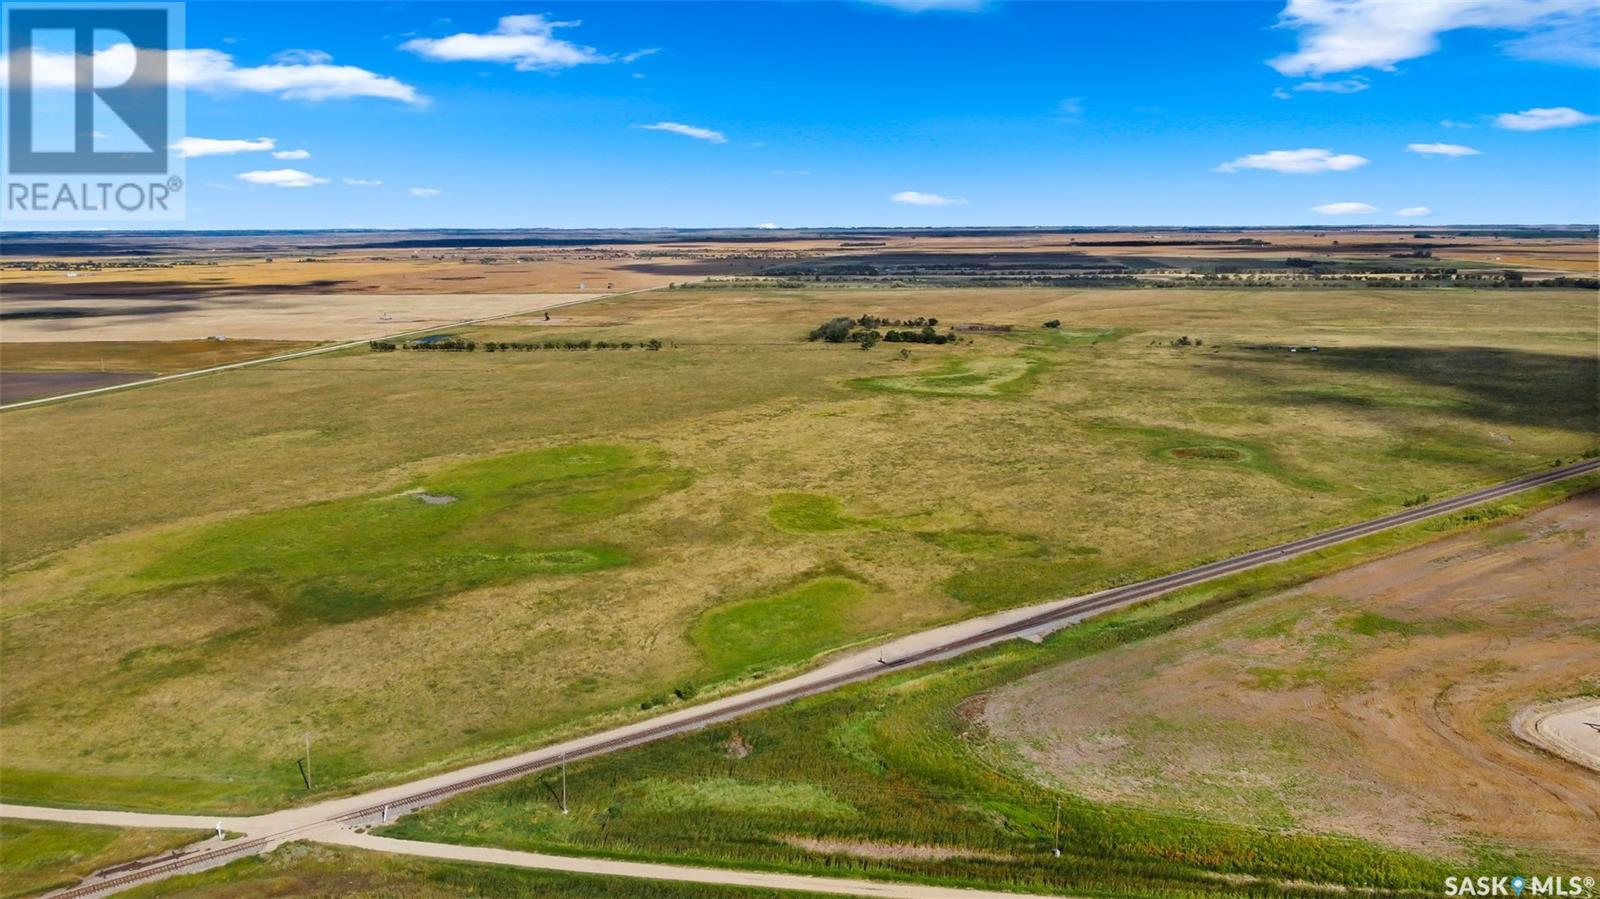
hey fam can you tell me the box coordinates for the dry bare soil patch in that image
[985,493,1600,862]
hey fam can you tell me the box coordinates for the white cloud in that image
[639,121,727,143]
[171,136,275,157]
[344,178,383,186]
[1270,0,1598,76]
[402,14,607,71]
[1272,87,1293,100]
[1,44,424,104]
[409,187,442,197]
[862,0,985,10]
[272,149,311,160]
[754,223,780,229]
[1439,118,1475,129]
[1395,206,1433,216]
[1056,97,1084,118]
[272,49,333,66]
[236,168,329,188]
[891,190,964,206]
[1293,75,1370,93]
[176,47,423,103]
[1311,201,1378,215]
[1407,142,1480,156]
[1505,19,1600,66]
[621,48,660,63]
[1494,106,1600,130]
[1213,148,1369,174]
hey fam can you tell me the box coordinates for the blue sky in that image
[16,0,1600,228]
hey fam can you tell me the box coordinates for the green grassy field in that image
[691,575,878,678]
[0,821,203,899]
[133,443,670,625]
[1,286,1594,814]
[380,477,1598,899]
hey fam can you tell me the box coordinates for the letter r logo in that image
[6,6,168,174]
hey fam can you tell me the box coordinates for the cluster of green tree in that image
[807,317,858,343]
[808,315,942,339]
[882,327,954,344]
[369,338,665,353]
[402,339,476,351]
[1043,319,1062,329]
[855,314,939,328]
[667,279,816,289]
[1170,335,1204,347]
[808,315,956,349]
[482,338,663,352]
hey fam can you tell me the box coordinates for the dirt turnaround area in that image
[985,493,1600,863]
[1513,697,1600,774]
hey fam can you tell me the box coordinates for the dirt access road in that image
[1515,697,1600,775]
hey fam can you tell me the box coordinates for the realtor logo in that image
[2,2,185,220]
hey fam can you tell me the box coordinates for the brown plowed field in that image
[986,493,1600,862]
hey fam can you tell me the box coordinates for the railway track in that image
[45,457,1600,896]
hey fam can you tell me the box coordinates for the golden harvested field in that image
[984,493,1600,862]
[0,292,594,343]
[0,284,1594,814]
[0,246,743,299]
[0,240,761,345]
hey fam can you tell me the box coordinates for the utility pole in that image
[1053,798,1062,857]
[560,753,569,815]
[305,732,312,789]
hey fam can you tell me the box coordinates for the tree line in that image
[807,315,956,349]
[369,338,665,353]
